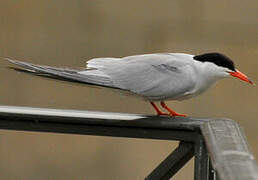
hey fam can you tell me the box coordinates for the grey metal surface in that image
[0,105,207,142]
[0,105,208,131]
[201,119,258,180]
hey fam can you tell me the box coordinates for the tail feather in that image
[5,58,116,88]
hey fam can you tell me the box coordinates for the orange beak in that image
[230,70,254,85]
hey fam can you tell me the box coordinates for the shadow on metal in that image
[0,105,257,180]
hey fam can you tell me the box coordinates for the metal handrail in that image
[0,105,257,180]
[201,119,258,180]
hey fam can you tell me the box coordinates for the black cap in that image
[193,52,236,71]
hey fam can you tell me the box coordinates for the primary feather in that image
[6,58,115,88]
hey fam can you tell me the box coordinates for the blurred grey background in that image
[0,0,257,179]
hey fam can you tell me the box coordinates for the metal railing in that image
[0,105,257,180]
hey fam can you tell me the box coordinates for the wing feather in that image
[5,58,115,88]
[6,53,196,100]
[101,54,196,100]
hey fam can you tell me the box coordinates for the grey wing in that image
[6,53,196,100]
[100,54,196,100]
[5,58,116,88]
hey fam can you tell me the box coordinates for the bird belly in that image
[179,80,217,100]
[156,80,217,101]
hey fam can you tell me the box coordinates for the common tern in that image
[5,52,254,116]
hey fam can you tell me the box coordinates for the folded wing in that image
[5,58,115,88]
[6,53,196,100]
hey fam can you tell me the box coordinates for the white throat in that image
[191,61,229,96]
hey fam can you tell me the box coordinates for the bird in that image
[5,52,254,117]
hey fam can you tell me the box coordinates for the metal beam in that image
[145,141,194,180]
[194,137,209,180]
[201,119,258,180]
[0,105,206,141]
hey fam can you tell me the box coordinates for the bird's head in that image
[193,52,254,85]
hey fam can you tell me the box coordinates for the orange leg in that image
[150,102,168,116]
[160,101,187,117]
